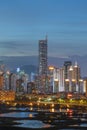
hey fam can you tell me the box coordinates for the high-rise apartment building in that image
[64,61,82,93]
[48,66,59,93]
[73,62,81,92]
[58,68,65,92]
[73,62,81,83]
[83,78,87,97]
[48,66,64,93]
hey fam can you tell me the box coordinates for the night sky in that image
[0,0,87,57]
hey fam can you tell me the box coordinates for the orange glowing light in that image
[67,94,72,98]
[51,104,54,107]
[49,66,54,70]
[30,103,33,106]
[65,79,69,82]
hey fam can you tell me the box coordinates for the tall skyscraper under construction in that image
[38,36,48,93]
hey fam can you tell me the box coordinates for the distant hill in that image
[0,55,87,77]
[20,65,38,75]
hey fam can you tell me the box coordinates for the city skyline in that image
[0,0,87,57]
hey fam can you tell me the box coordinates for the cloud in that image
[0,41,19,49]
[0,40,38,56]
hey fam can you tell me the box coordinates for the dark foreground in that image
[1,106,87,130]
[1,126,87,130]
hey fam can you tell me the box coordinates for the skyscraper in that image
[38,36,47,76]
[73,62,81,92]
[38,36,48,93]
[64,61,72,92]
[64,61,72,79]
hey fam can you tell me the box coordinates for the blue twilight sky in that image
[0,0,87,57]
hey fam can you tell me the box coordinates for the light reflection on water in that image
[0,107,87,129]
[14,120,52,128]
[80,124,87,127]
[0,112,36,118]
[29,113,33,117]
[30,107,33,111]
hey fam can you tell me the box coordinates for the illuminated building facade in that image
[53,68,59,93]
[0,74,4,90]
[58,68,64,92]
[48,66,59,93]
[48,66,55,93]
[73,62,81,92]
[48,66,64,93]
[68,66,74,92]
[83,78,87,97]
[64,61,83,93]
